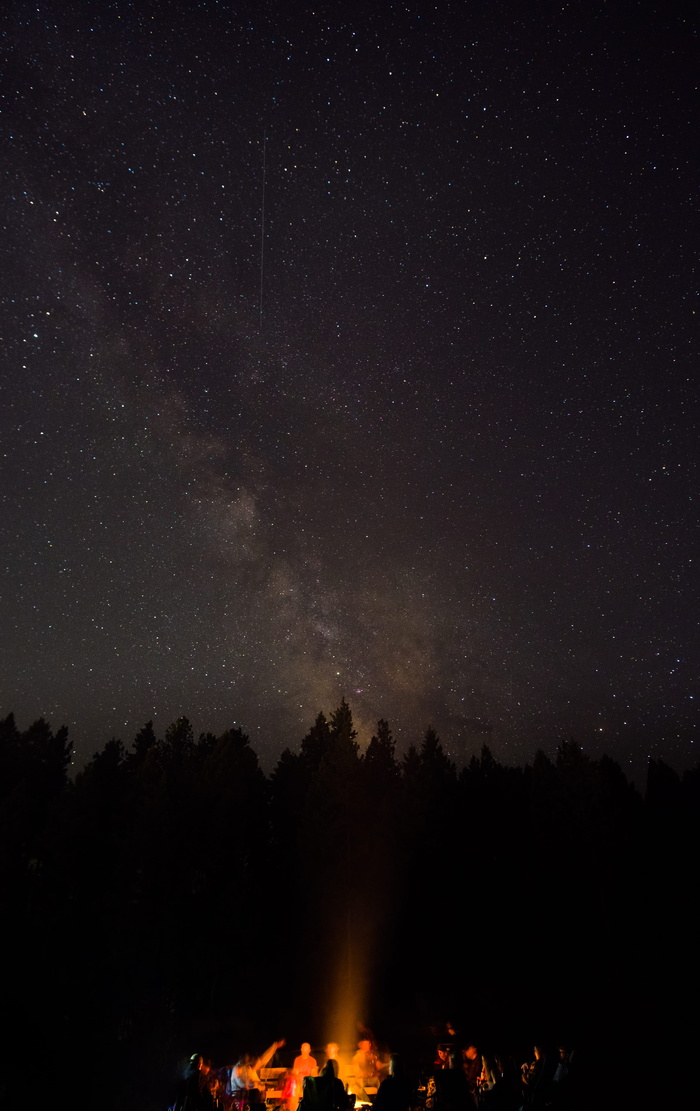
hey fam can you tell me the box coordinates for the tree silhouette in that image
[1,700,690,1110]
[299,710,332,772]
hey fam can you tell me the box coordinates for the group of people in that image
[173,1039,349,1111]
[428,1040,576,1110]
[172,1036,577,1111]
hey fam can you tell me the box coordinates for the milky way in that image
[2,1,696,778]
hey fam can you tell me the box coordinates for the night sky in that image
[2,0,696,779]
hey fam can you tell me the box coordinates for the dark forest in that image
[2,702,697,1109]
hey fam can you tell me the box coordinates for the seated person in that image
[299,1059,347,1111]
[375,1054,413,1111]
[230,1040,286,1100]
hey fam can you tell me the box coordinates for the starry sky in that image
[2,0,696,778]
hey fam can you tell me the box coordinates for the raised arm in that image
[256,1040,286,1071]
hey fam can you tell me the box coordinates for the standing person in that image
[462,1046,482,1107]
[352,1039,381,1102]
[295,1044,318,1082]
[434,1046,451,1071]
[520,1046,548,1107]
[175,1054,216,1111]
[322,1043,348,1085]
[476,1054,500,1110]
[290,1043,318,1111]
[433,1048,470,1111]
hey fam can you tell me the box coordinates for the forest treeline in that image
[1,701,698,1110]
